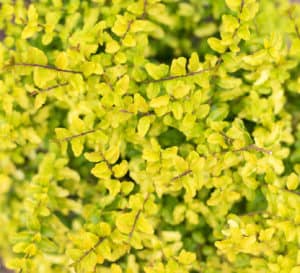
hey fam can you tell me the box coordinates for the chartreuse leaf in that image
[177,250,196,265]
[104,146,120,164]
[91,162,112,179]
[170,57,187,76]
[27,47,48,65]
[34,93,47,110]
[239,1,259,21]
[112,15,129,37]
[188,52,202,72]
[84,152,102,162]
[145,63,169,80]
[137,116,151,137]
[69,231,98,250]
[225,0,242,12]
[116,212,135,234]
[105,39,120,53]
[208,37,226,53]
[77,251,97,273]
[33,68,56,88]
[81,61,103,77]
[55,52,68,69]
[222,15,239,33]
[22,5,39,39]
[111,264,122,273]
[286,173,299,190]
[136,213,154,234]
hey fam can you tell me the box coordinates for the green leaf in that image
[37,238,58,254]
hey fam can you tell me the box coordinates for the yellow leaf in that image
[71,138,84,157]
[137,116,151,137]
[55,52,68,69]
[34,93,47,110]
[91,162,112,179]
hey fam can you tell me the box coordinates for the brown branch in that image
[171,170,192,182]
[6,63,82,75]
[141,67,213,84]
[29,82,69,96]
[141,0,148,19]
[72,237,105,266]
[220,131,233,145]
[57,129,99,142]
[138,111,155,117]
[282,188,300,196]
[119,109,134,114]
[288,8,300,39]
[233,144,272,155]
[240,0,245,13]
[100,150,113,170]
[128,193,150,239]
[121,20,134,40]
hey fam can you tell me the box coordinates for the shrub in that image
[1,0,300,272]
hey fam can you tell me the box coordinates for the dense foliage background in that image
[1,0,300,272]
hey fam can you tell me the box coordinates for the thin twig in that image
[141,67,213,84]
[29,82,69,96]
[171,170,192,182]
[57,129,99,142]
[282,188,300,196]
[240,0,245,13]
[121,20,134,40]
[288,8,300,39]
[128,193,150,239]
[141,0,148,19]
[100,150,112,170]
[220,132,233,145]
[72,237,105,266]
[120,109,134,114]
[233,144,272,155]
[5,63,82,75]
